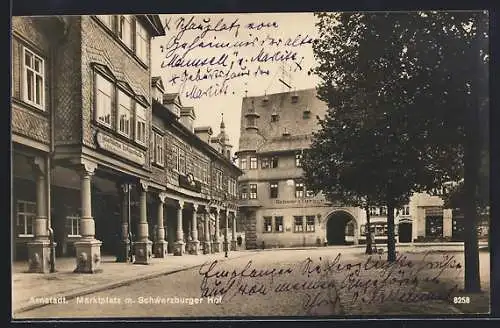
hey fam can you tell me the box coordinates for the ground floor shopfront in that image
[240,203,472,250]
[12,147,240,274]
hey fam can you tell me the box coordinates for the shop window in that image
[306,216,315,232]
[135,103,147,144]
[263,216,272,233]
[95,73,113,127]
[135,20,149,64]
[249,184,257,199]
[16,200,36,237]
[117,90,132,137]
[270,182,278,199]
[295,152,302,167]
[294,216,304,232]
[118,15,133,49]
[153,131,164,166]
[22,47,45,110]
[250,157,257,169]
[240,158,247,170]
[274,216,284,233]
[66,215,81,237]
[271,157,279,168]
[295,180,304,198]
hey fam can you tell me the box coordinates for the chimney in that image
[194,126,213,144]
[180,106,196,132]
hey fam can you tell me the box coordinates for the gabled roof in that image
[151,76,165,93]
[180,106,196,119]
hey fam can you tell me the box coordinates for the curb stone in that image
[13,252,252,315]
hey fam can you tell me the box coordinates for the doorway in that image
[326,211,356,245]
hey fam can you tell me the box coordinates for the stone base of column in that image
[211,241,222,253]
[154,240,168,258]
[116,240,131,263]
[231,240,237,251]
[223,241,230,252]
[74,239,103,273]
[134,240,153,264]
[202,241,211,254]
[187,240,200,255]
[27,240,51,273]
[173,241,185,256]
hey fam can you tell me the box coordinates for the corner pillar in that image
[173,200,185,256]
[154,192,168,258]
[231,211,237,251]
[134,182,152,264]
[187,204,200,254]
[211,208,222,253]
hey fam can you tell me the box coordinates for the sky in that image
[151,13,321,151]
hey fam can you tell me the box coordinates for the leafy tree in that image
[306,11,487,293]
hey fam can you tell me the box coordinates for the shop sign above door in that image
[96,132,146,165]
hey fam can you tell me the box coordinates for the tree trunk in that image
[386,202,396,262]
[364,206,373,255]
[463,13,485,293]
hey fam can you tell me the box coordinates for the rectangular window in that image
[22,47,45,110]
[203,163,208,183]
[263,216,272,233]
[295,152,302,167]
[16,200,36,237]
[306,216,315,232]
[305,188,315,198]
[117,90,132,137]
[95,73,113,127]
[271,157,279,168]
[135,21,149,64]
[294,216,304,232]
[66,215,81,237]
[261,157,270,169]
[118,15,134,49]
[153,131,164,166]
[275,216,284,233]
[240,158,247,170]
[270,182,278,199]
[401,206,410,216]
[179,148,186,174]
[135,103,147,144]
[249,184,257,199]
[96,15,113,29]
[295,180,304,198]
[250,157,257,169]
[369,207,379,216]
[380,207,387,216]
[241,185,248,200]
[173,145,179,171]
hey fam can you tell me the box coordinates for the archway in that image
[326,211,357,245]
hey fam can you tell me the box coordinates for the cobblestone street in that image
[14,246,490,318]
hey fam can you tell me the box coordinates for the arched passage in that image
[326,210,357,245]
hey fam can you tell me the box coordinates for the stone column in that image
[231,211,237,251]
[134,182,152,264]
[174,200,185,256]
[116,183,131,262]
[154,192,168,258]
[211,208,222,252]
[223,209,230,253]
[74,161,102,273]
[27,157,51,273]
[188,204,200,254]
[203,208,211,254]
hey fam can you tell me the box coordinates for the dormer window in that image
[262,94,269,105]
[291,91,299,103]
[282,128,291,137]
[271,111,279,122]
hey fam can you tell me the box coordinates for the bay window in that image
[117,90,132,137]
[135,103,147,144]
[95,73,113,127]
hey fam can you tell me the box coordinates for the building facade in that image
[236,89,464,249]
[11,15,242,274]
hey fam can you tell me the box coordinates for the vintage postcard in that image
[11,11,490,319]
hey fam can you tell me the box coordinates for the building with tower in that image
[236,88,466,249]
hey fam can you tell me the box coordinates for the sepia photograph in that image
[10,10,490,319]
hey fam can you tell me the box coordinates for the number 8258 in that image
[453,296,471,304]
